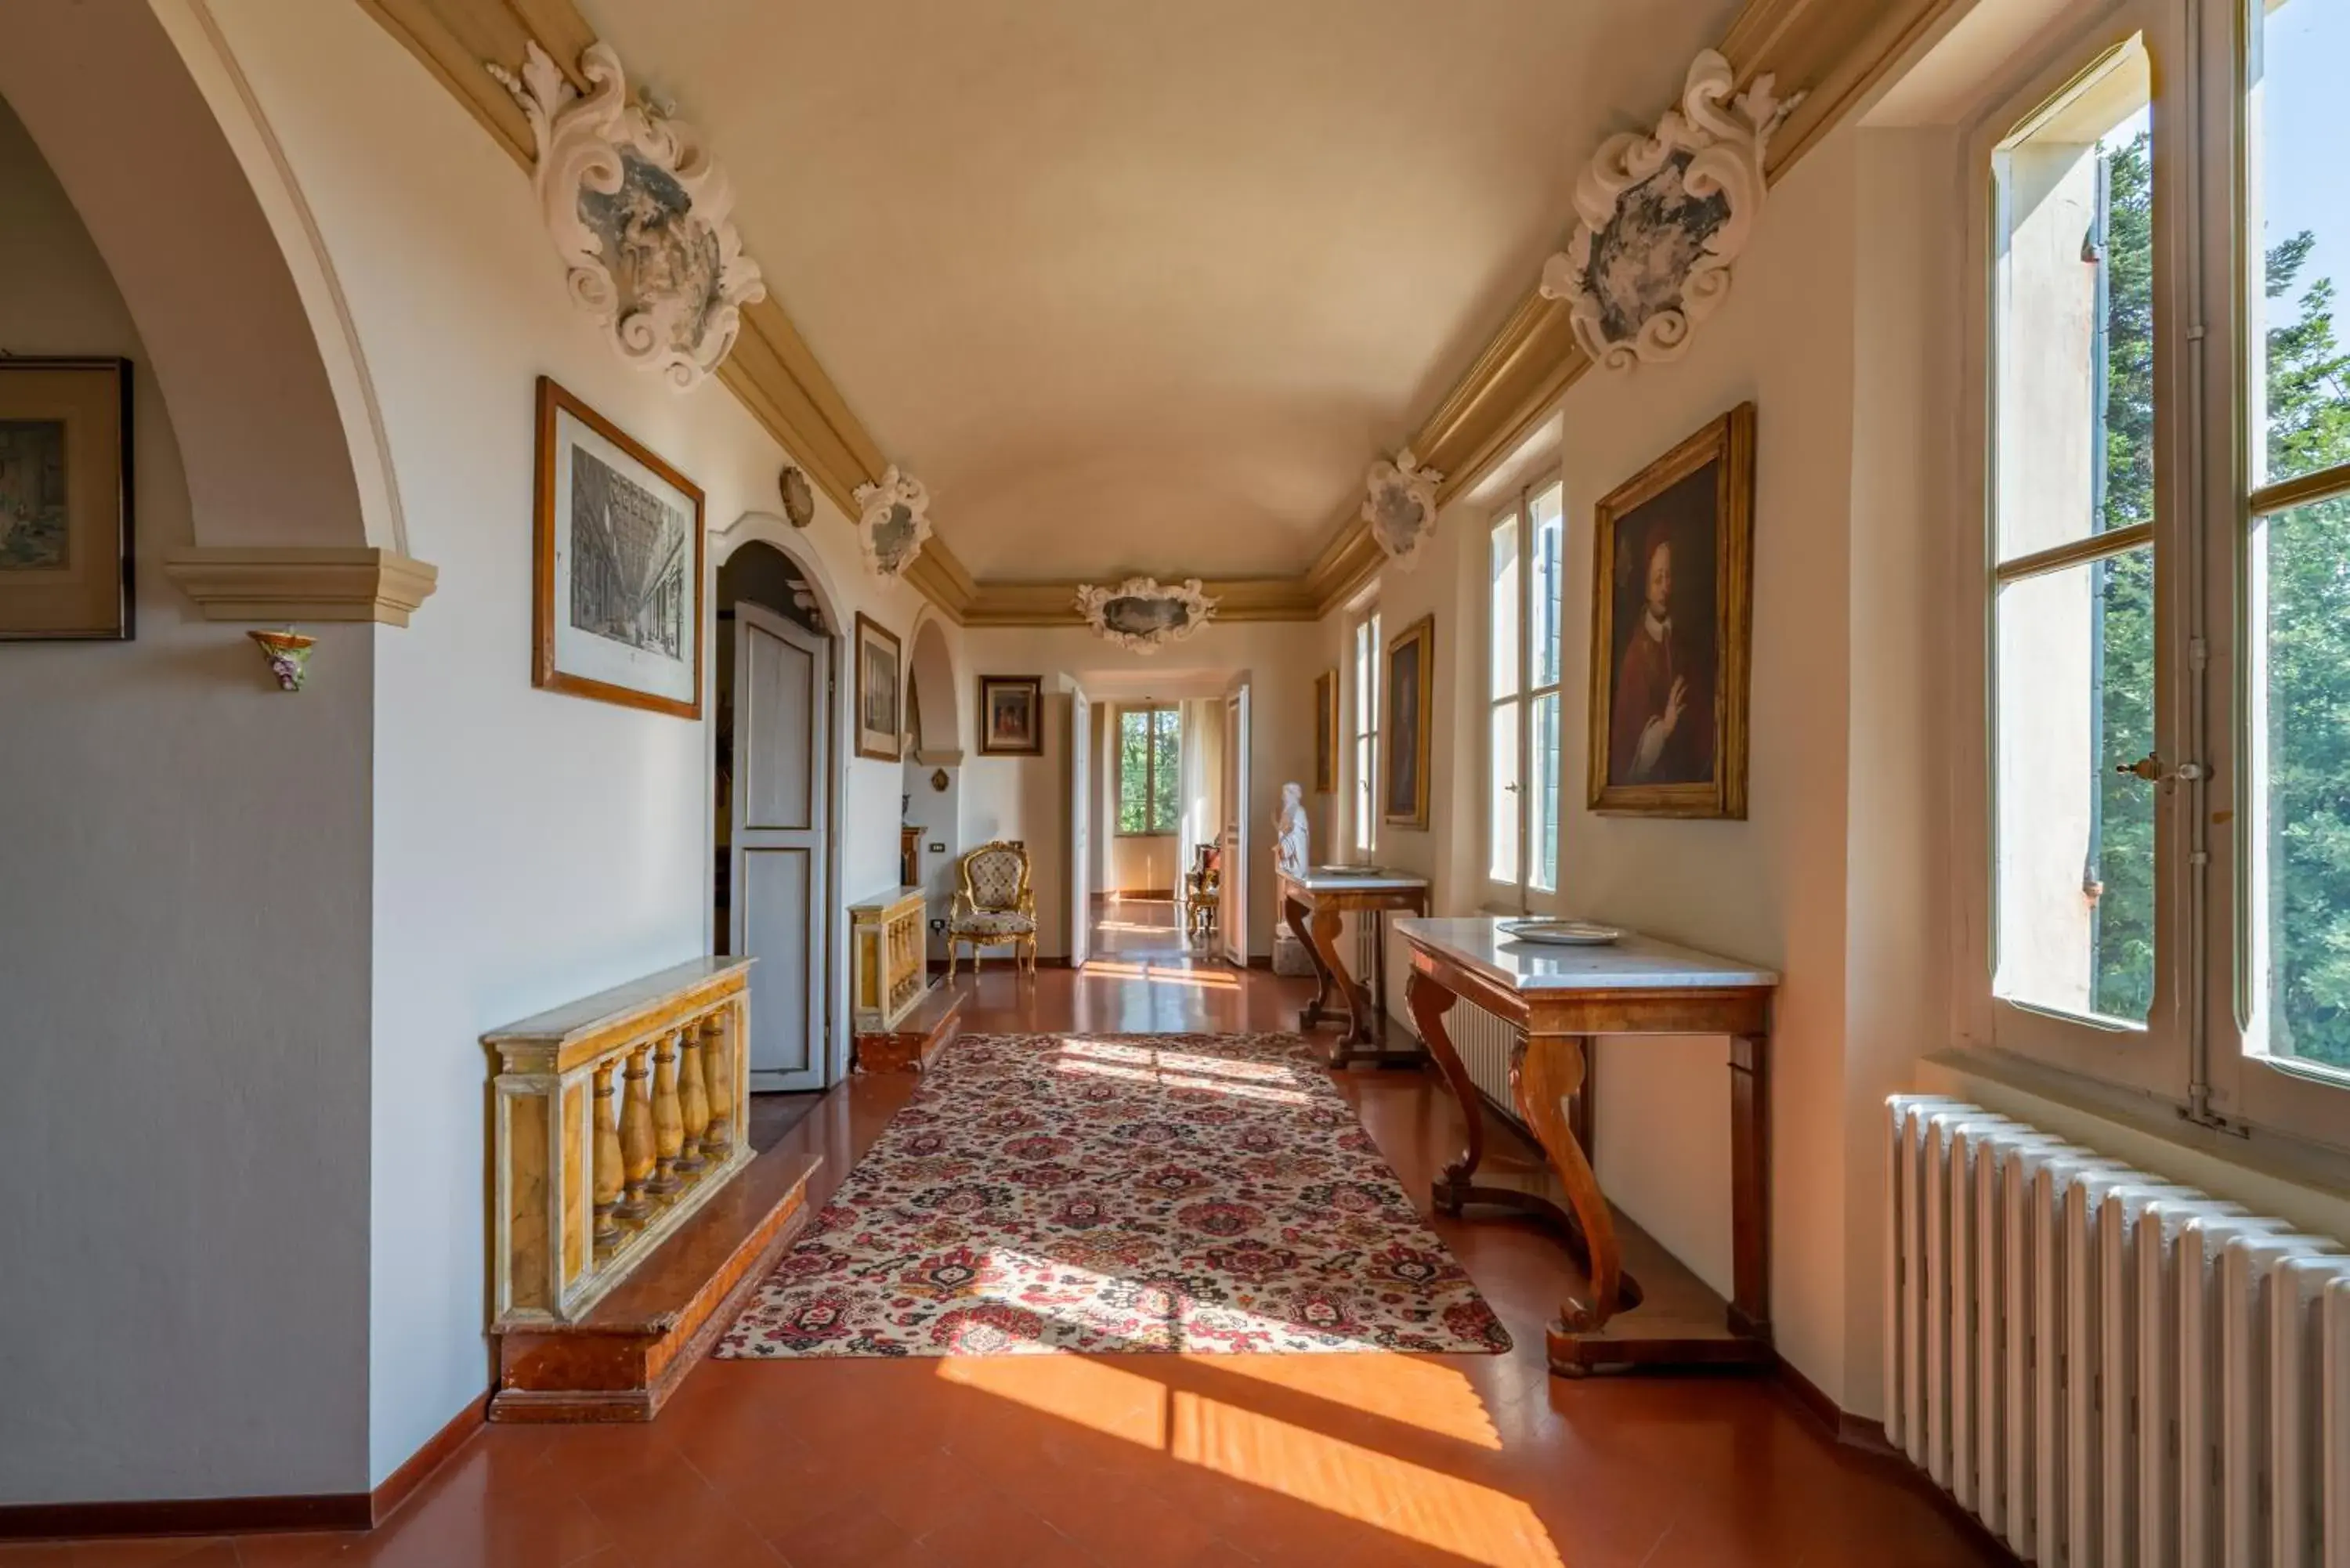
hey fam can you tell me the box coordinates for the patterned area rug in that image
[717,1031,1511,1358]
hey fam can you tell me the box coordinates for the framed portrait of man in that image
[1312,669,1338,793]
[1587,402,1754,818]
[1382,615,1434,829]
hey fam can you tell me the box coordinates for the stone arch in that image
[906,611,962,760]
[0,2,389,556]
[712,512,850,638]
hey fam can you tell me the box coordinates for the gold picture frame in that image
[1312,669,1339,793]
[1587,401,1754,818]
[1381,615,1434,829]
[0,357,132,641]
[532,377,705,718]
[854,612,904,762]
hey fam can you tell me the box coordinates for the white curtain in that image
[1176,697,1222,894]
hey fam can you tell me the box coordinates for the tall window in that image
[1116,706,1179,835]
[1488,483,1566,898]
[1353,610,1382,854]
[1971,0,2350,1147]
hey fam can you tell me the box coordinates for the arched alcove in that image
[906,613,962,760]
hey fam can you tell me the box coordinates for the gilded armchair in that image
[949,840,1037,978]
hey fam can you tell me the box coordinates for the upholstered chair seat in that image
[948,840,1037,978]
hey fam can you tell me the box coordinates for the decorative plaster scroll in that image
[851,465,934,580]
[1361,449,1444,570]
[1072,576,1219,653]
[487,42,766,390]
[1538,50,1798,371]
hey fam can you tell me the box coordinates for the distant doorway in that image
[1089,894,1209,960]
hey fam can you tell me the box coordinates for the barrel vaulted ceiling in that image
[580,0,1744,584]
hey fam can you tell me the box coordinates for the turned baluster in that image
[675,1020,711,1174]
[647,1028,686,1195]
[591,1060,624,1255]
[614,1042,656,1223]
[700,1011,732,1158]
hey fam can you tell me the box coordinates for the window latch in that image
[2116,752,2204,784]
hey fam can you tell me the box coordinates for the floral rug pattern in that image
[716,1032,1510,1358]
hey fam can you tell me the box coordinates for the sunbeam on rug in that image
[716,1032,1512,1359]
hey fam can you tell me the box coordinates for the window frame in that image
[1485,481,1566,906]
[1953,0,2350,1152]
[1113,703,1180,837]
[1352,607,1382,857]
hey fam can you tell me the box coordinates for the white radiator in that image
[1885,1096,2350,1567]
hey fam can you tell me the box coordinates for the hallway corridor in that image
[6,967,2005,1568]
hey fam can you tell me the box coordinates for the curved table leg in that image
[1408,966,1488,1212]
[1303,904,1363,1062]
[1287,892,1336,1031]
[1516,1032,1626,1360]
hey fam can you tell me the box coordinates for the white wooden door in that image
[1221,679,1250,966]
[1067,690,1091,969]
[729,603,830,1092]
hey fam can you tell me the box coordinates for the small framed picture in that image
[533,377,704,718]
[855,612,903,761]
[978,675,1045,756]
[1588,401,1754,818]
[1383,615,1434,829]
[1312,670,1339,793]
[0,357,133,641]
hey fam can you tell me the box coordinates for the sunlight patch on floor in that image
[1076,960,1240,989]
[1050,1057,1313,1105]
[935,1353,1168,1447]
[1177,1351,1502,1451]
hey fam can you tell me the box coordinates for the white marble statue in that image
[1274,781,1310,880]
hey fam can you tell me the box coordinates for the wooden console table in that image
[1278,868,1430,1067]
[1395,917,1778,1376]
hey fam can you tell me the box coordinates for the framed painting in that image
[1312,669,1339,793]
[978,674,1044,756]
[1382,615,1434,829]
[533,377,704,718]
[854,612,903,761]
[0,357,132,641]
[1587,400,1754,818]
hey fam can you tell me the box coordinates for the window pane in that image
[1152,709,1180,833]
[1491,515,1520,699]
[1489,700,1520,883]
[2248,0,2350,491]
[1355,623,1372,735]
[1992,41,2153,562]
[1119,710,1150,834]
[1993,546,2155,1022]
[1530,485,1564,690]
[2254,495,2350,1073]
[1529,691,1561,894]
[1354,736,1375,853]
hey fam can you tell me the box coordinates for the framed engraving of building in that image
[533,376,705,718]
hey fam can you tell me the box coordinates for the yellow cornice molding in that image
[164,546,440,626]
[351,0,984,621]
[355,0,1950,633]
[1300,0,1962,618]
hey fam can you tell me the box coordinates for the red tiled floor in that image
[8,966,2008,1568]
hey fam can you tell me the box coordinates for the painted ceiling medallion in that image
[1538,50,1799,371]
[1362,448,1444,570]
[1072,576,1219,654]
[851,464,933,580]
[777,464,815,529]
[488,41,766,390]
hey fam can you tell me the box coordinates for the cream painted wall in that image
[0,97,374,1503]
[204,0,923,1485]
[957,623,1321,960]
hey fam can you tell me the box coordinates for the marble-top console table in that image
[1276,867,1431,1068]
[1394,916,1780,1377]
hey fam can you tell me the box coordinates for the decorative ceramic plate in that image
[1499,919,1625,947]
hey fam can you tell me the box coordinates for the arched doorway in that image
[715,538,838,1094]
[901,614,962,966]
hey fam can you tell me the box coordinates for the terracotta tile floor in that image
[3,965,2006,1568]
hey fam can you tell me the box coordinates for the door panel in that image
[1222,681,1250,966]
[1068,691,1090,968]
[729,602,830,1091]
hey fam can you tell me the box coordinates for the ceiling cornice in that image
[350,0,981,620]
[1301,0,1962,620]
[352,0,1950,633]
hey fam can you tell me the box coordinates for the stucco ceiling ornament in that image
[487,41,766,390]
[1072,576,1219,654]
[1362,448,1444,570]
[1538,50,1799,371]
[851,464,934,580]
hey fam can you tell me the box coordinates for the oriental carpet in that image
[716,1031,1510,1358]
